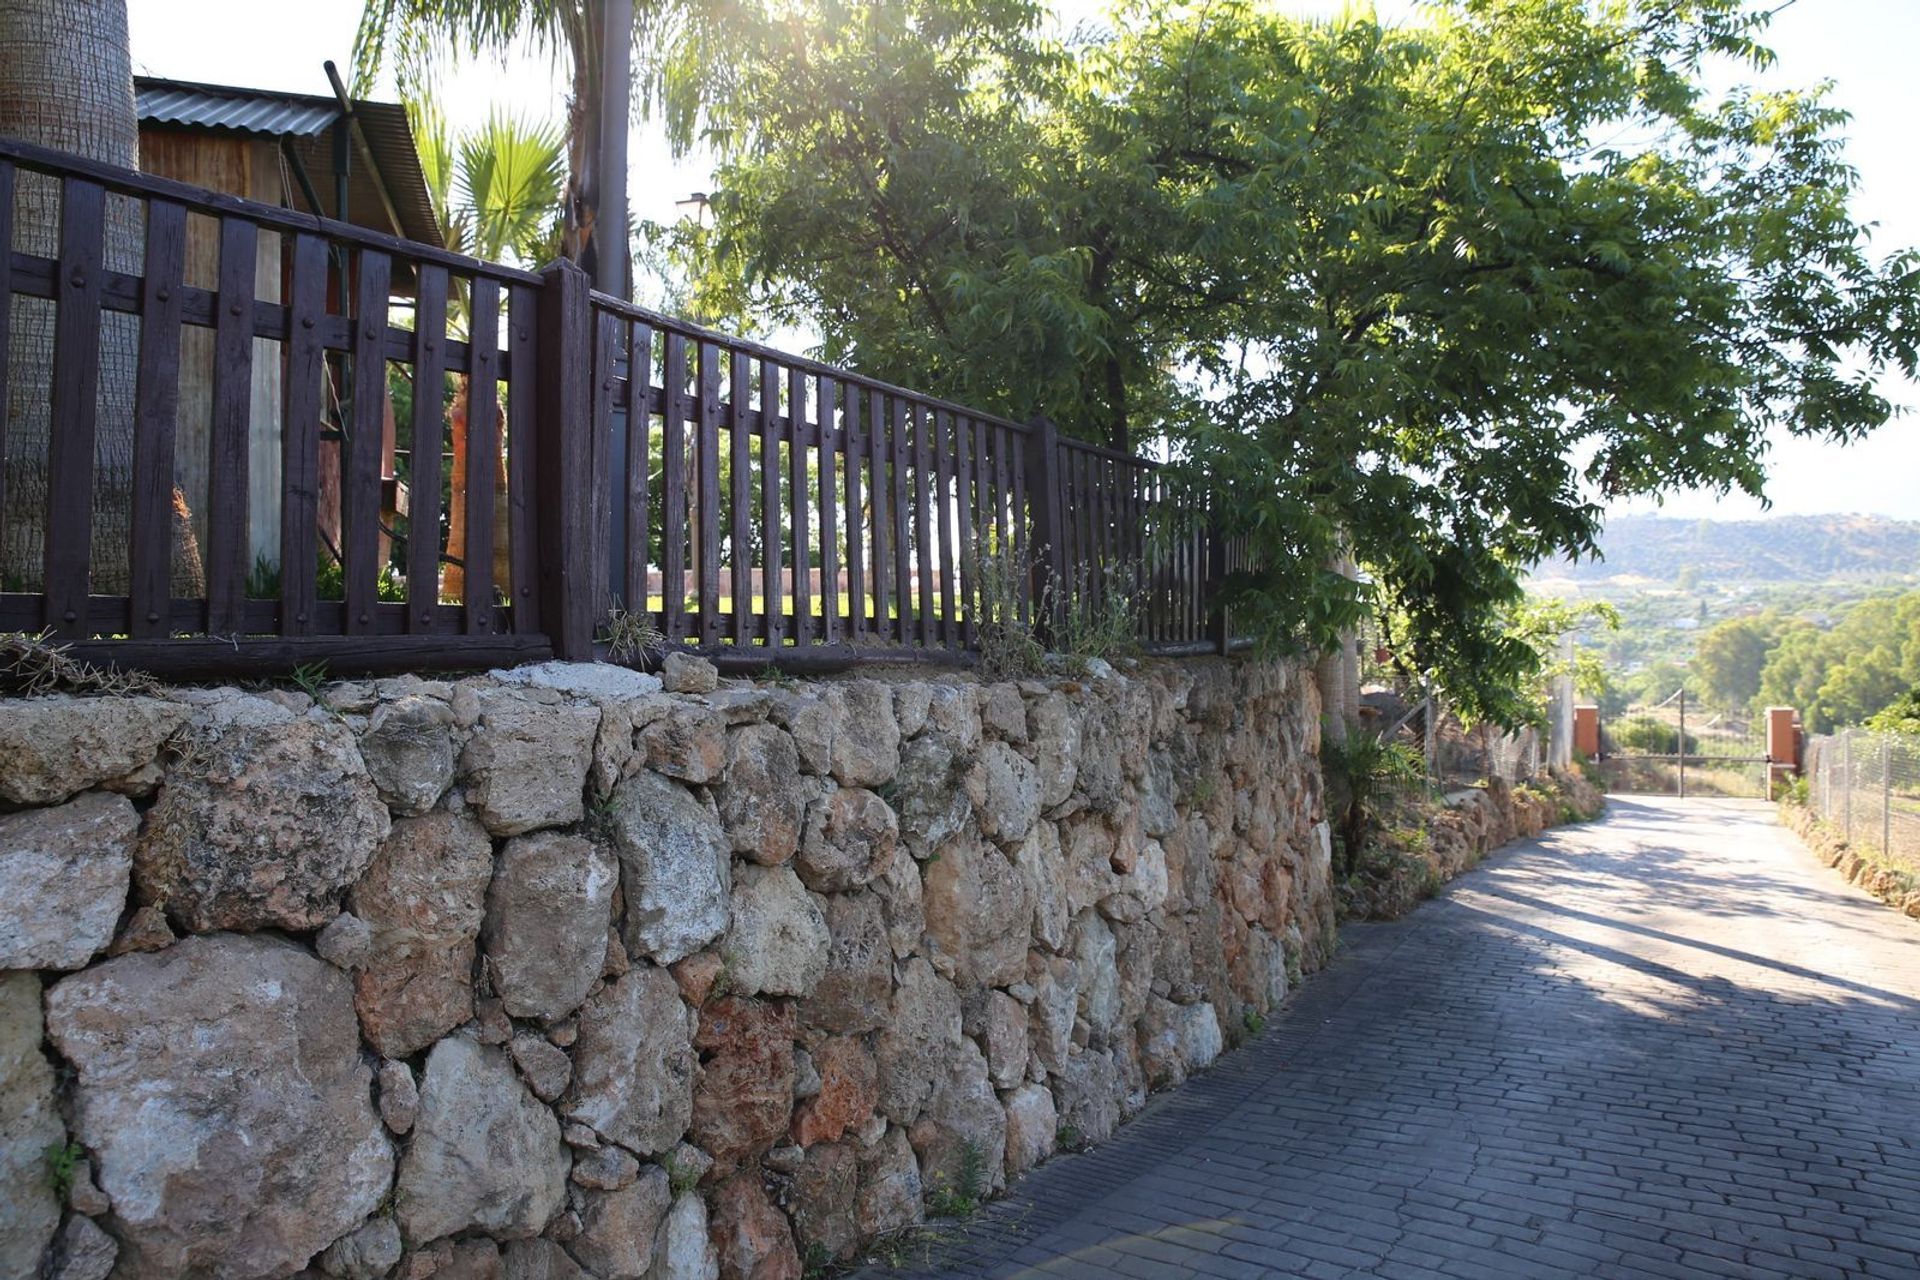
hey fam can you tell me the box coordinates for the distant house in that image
[133,76,441,579]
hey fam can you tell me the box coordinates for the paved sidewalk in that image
[869,797,1920,1279]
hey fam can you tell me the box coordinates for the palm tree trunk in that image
[0,0,142,594]
[558,0,630,297]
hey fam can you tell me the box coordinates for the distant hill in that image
[1540,514,1920,587]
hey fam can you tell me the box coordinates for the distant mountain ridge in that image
[1541,514,1920,585]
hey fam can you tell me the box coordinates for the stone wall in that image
[1336,772,1605,922]
[0,655,1328,1280]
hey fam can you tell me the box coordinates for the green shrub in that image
[1321,730,1427,878]
[1866,689,1920,737]
[1611,715,1697,756]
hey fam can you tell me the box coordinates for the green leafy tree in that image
[1754,590,1920,730]
[1693,614,1782,713]
[686,0,1919,727]
[1626,660,1696,707]
[1754,621,1829,723]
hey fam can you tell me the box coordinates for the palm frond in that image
[456,110,567,265]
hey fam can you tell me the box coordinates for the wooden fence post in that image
[1023,416,1065,643]
[1206,512,1230,655]
[535,259,604,660]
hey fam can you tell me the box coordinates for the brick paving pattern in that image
[866,796,1920,1279]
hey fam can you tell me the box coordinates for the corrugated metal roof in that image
[137,80,342,138]
[134,77,444,250]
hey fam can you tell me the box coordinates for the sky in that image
[126,0,1920,523]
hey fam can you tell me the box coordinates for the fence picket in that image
[891,398,912,644]
[506,283,541,634]
[278,230,326,637]
[934,410,957,650]
[840,382,862,643]
[132,200,187,639]
[463,277,500,634]
[912,403,935,646]
[206,214,257,634]
[406,264,449,632]
[761,359,783,645]
[43,178,107,636]
[730,350,752,644]
[661,331,688,642]
[623,318,652,620]
[788,365,811,645]
[954,415,977,649]
[697,341,721,646]
[867,391,891,639]
[344,249,390,635]
[0,162,11,531]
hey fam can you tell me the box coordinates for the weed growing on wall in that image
[971,545,1046,681]
[0,629,160,697]
[602,607,667,664]
[44,1141,83,1199]
[971,545,1145,680]
[924,1140,988,1219]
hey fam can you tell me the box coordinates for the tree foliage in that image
[354,0,735,286]
[1755,590,1920,731]
[680,0,1917,727]
[1692,613,1782,712]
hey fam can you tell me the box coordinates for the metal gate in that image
[1595,689,1774,798]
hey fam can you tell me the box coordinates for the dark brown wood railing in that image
[0,136,1238,677]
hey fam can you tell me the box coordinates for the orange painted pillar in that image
[1766,707,1801,779]
[1573,705,1601,760]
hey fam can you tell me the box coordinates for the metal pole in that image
[1883,736,1893,856]
[1843,730,1853,845]
[1822,741,1830,818]
[1677,688,1686,798]
[1425,685,1438,785]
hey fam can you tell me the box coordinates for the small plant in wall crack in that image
[287,659,345,718]
[288,659,329,699]
[801,1241,841,1279]
[44,1141,84,1199]
[581,791,624,842]
[924,1139,988,1219]
[756,662,802,691]
[664,1151,702,1198]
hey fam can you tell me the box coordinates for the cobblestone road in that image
[872,797,1920,1279]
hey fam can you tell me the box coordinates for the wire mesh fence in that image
[1805,728,1920,878]
[1429,719,1543,789]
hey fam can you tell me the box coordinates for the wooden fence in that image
[0,136,1240,677]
